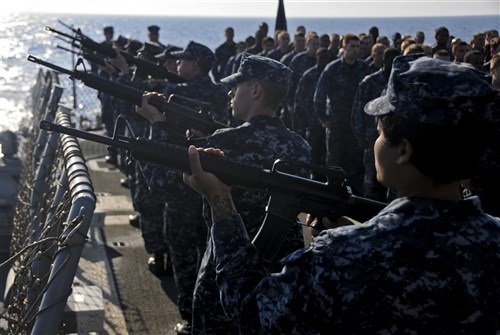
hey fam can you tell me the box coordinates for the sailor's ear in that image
[396,139,412,164]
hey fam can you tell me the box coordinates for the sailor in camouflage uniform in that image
[350,47,400,201]
[137,41,229,333]
[314,33,370,195]
[187,54,310,334]
[98,26,117,163]
[285,33,320,134]
[184,54,500,334]
[105,43,168,268]
[165,41,229,123]
[472,53,500,216]
[293,48,332,181]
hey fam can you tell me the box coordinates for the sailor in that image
[184,54,500,333]
[147,24,165,48]
[137,53,310,334]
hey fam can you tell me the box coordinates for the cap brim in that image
[364,94,395,117]
[154,50,166,59]
[170,50,185,59]
[220,72,248,87]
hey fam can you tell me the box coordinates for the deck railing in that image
[1,70,98,335]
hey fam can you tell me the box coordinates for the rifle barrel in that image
[28,55,74,76]
[45,26,75,41]
[40,120,387,259]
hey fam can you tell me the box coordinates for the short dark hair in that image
[247,79,288,111]
[434,49,450,58]
[197,59,213,74]
[404,44,424,55]
[342,33,360,47]
[263,36,274,44]
[434,26,449,36]
[379,113,491,183]
[463,50,484,63]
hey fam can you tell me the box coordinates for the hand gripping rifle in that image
[39,121,387,261]
[44,26,185,83]
[28,55,229,134]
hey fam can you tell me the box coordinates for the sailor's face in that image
[374,121,400,189]
[228,81,252,121]
[164,59,177,72]
[344,40,360,60]
[177,58,196,79]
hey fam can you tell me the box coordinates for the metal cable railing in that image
[0,71,97,334]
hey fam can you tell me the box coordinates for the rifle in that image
[44,26,185,83]
[28,55,229,134]
[56,44,107,67]
[39,120,387,261]
[57,19,89,38]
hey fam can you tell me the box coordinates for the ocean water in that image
[0,12,498,132]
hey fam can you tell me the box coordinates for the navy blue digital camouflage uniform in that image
[350,68,389,201]
[227,52,245,78]
[209,55,500,334]
[284,51,316,133]
[473,94,500,216]
[275,49,298,126]
[98,39,116,139]
[280,49,298,66]
[223,52,239,77]
[266,47,288,62]
[190,54,311,334]
[314,56,370,195]
[108,71,168,256]
[294,65,326,179]
[129,48,187,258]
[143,41,229,324]
[213,41,236,82]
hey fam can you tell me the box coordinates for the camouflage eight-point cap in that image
[155,45,183,61]
[221,53,292,87]
[148,25,160,34]
[365,54,498,125]
[137,42,165,56]
[171,41,215,67]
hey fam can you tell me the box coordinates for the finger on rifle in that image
[305,213,315,226]
[188,145,203,176]
[141,91,155,107]
[200,147,224,157]
[322,215,360,229]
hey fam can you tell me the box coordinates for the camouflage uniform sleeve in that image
[212,214,318,333]
[138,121,191,202]
[294,70,314,129]
[285,58,299,107]
[313,66,331,124]
[110,73,138,121]
[294,70,309,114]
[350,81,367,147]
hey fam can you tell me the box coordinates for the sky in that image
[2,0,499,18]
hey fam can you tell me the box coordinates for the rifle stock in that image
[39,121,387,260]
[45,26,185,83]
[28,55,229,134]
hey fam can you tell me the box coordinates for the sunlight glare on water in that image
[0,11,498,134]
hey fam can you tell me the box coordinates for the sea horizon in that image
[14,11,497,18]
